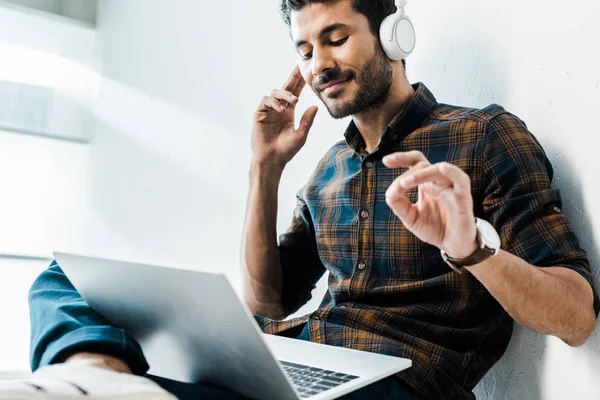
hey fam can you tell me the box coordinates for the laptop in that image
[54,252,411,400]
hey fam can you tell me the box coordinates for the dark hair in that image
[280,0,406,69]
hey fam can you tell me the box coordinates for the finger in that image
[383,151,429,169]
[385,184,417,227]
[270,89,299,107]
[393,160,429,185]
[439,162,471,196]
[283,65,308,98]
[297,106,319,138]
[282,65,305,96]
[398,164,454,190]
[258,96,286,113]
[290,74,307,98]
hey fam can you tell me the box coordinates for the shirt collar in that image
[343,82,437,153]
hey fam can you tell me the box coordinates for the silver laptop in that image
[54,252,411,400]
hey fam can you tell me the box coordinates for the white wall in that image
[0,3,96,374]
[0,130,90,372]
[0,131,90,256]
[88,0,600,398]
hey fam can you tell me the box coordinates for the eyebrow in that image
[295,23,349,48]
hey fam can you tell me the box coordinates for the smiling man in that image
[242,0,600,399]
[5,1,597,400]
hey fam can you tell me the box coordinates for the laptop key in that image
[311,384,333,391]
[320,376,346,384]
[315,380,338,388]
[280,359,360,396]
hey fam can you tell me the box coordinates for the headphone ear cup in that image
[379,12,416,61]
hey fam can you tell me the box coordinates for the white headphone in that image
[379,0,416,61]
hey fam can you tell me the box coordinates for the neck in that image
[353,73,415,153]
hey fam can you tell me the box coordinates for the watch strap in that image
[441,223,498,273]
[442,246,496,273]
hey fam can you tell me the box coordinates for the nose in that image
[311,47,336,77]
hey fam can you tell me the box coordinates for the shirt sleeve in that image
[28,260,150,374]
[278,195,327,317]
[480,111,599,316]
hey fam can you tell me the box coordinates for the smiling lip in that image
[321,78,350,94]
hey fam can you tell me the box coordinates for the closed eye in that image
[301,51,313,61]
[300,37,349,60]
[330,37,349,47]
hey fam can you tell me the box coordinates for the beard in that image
[315,45,394,119]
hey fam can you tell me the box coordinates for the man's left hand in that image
[383,151,478,259]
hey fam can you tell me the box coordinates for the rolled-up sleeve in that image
[279,195,327,317]
[481,112,599,316]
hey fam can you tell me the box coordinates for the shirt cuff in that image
[38,326,150,376]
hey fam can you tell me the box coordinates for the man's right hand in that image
[251,65,319,170]
[65,352,132,374]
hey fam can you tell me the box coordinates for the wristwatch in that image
[441,218,501,273]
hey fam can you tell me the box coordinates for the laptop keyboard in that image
[280,361,359,398]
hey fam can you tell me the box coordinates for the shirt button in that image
[365,161,373,168]
[553,206,561,213]
[339,305,347,309]
[313,315,320,320]
[392,135,399,140]
[358,263,366,270]
[360,210,369,219]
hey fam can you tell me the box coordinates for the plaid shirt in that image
[257,83,599,399]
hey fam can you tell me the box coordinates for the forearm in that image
[241,161,286,319]
[466,250,596,346]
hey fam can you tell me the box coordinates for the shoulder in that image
[429,102,513,125]
[428,102,539,147]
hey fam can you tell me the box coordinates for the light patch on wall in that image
[0,42,61,87]
[541,335,600,399]
[0,42,99,141]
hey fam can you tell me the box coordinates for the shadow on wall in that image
[538,144,600,398]
[447,45,600,400]
[421,25,599,400]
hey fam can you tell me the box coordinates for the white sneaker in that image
[0,363,177,400]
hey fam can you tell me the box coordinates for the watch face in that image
[476,219,501,249]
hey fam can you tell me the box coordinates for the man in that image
[2,0,597,399]
[243,0,598,399]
